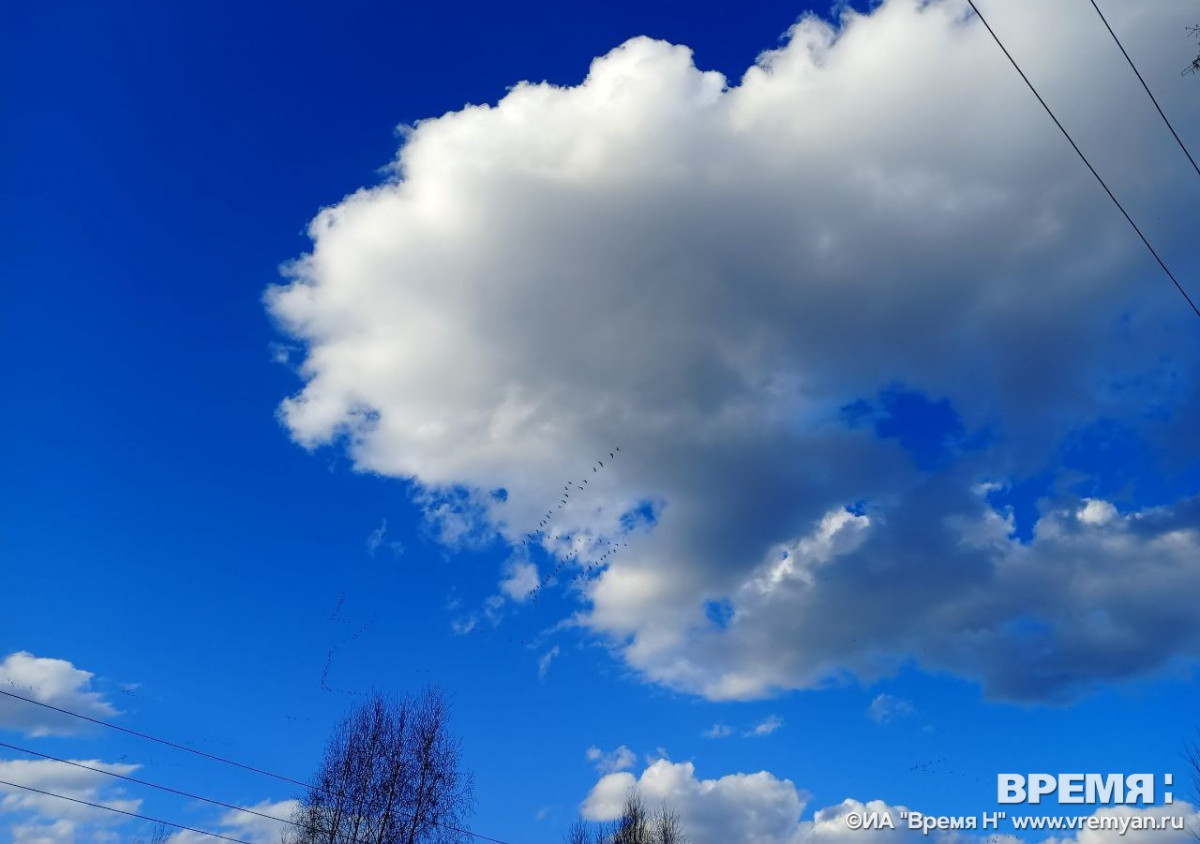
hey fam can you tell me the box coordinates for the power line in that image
[964,0,1200,319]
[0,740,434,844]
[0,741,313,841]
[1084,0,1200,179]
[0,688,513,844]
[0,687,301,787]
[0,777,256,844]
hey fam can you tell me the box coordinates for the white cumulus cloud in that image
[0,652,119,737]
[267,0,1200,704]
[582,759,808,844]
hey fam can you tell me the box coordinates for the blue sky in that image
[4,0,1200,841]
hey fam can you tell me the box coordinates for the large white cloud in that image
[267,0,1200,702]
[582,759,809,844]
[0,653,119,737]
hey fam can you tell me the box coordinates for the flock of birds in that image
[319,614,378,698]
[316,444,631,691]
[519,446,629,603]
[907,756,984,786]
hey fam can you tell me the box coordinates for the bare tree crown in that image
[564,791,688,844]
[286,687,474,844]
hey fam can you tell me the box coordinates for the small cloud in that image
[534,806,553,822]
[868,693,915,724]
[1077,498,1118,526]
[414,486,494,550]
[366,519,405,558]
[479,595,509,628]
[745,715,783,737]
[538,646,561,679]
[450,615,478,636]
[367,519,387,556]
[500,560,539,603]
[644,747,671,765]
[586,745,636,774]
[268,342,291,364]
[702,723,734,739]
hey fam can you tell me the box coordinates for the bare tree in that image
[130,824,171,844]
[1187,24,1200,76]
[610,791,651,844]
[285,687,474,844]
[565,791,688,844]
[564,818,597,844]
[653,804,685,844]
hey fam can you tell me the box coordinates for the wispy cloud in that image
[745,715,783,738]
[868,693,915,724]
[366,518,405,558]
[537,646,560,680]
[586,744,636,774]
[450,615,478,636]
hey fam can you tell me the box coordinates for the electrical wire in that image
[0,741,321,840]
[0,688,512,844]
[964,0,1200,319]
[0,778,256,844]
[1084,0,1200,179]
